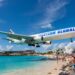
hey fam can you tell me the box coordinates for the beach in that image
[1,60,64,75]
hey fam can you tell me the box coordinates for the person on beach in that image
[59,71,70,75]
[58,56,71,75]
[61,55,66,62]
[56,51,60,64]
[60,55,75,74]
[70,55,75,72]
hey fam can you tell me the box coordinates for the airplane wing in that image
[0,31,33,40]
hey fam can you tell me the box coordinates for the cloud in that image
[37,0,69,27]
[41,44,52,50]
[0,45,13,52]
[58,43,66,49]
[0,0,4,6]
[25,0,70,29]
[0,45,4,52]
[64,42,75,54]
[0,0,6,7]
[41,23,52,29]
[51,43,58,50]
[6,45,13,51]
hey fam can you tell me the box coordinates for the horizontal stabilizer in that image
[9,29,15,34]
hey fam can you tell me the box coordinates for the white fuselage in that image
[31,27,75,41]
[7,27,75,44]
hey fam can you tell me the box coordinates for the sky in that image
[0,0,75,52]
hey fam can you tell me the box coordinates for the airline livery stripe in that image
[39,27,75,37]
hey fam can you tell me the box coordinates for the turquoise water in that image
[0,56,49,73]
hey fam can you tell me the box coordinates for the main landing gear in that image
[28,44,40,47]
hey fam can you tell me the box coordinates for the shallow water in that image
[0,56,50,73]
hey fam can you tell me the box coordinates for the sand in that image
[1,60,64,75]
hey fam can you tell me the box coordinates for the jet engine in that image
[42,41,52,45]
[40,36,52,45]
[4,37,26,44]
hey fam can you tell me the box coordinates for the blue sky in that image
[0,0,75,52]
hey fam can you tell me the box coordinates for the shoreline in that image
[1,60,64,75]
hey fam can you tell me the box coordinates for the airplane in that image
[0,27,75,47]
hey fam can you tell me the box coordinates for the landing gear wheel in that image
[36,44,40,47]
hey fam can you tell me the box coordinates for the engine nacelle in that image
[7,38,26,44]
[10,39,21,43]
[42,41,52,45]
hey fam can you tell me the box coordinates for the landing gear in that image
[28,44,40,47]
[28,44,35,46]
[36,44,40,47]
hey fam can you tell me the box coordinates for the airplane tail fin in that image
[9,29,15,34]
